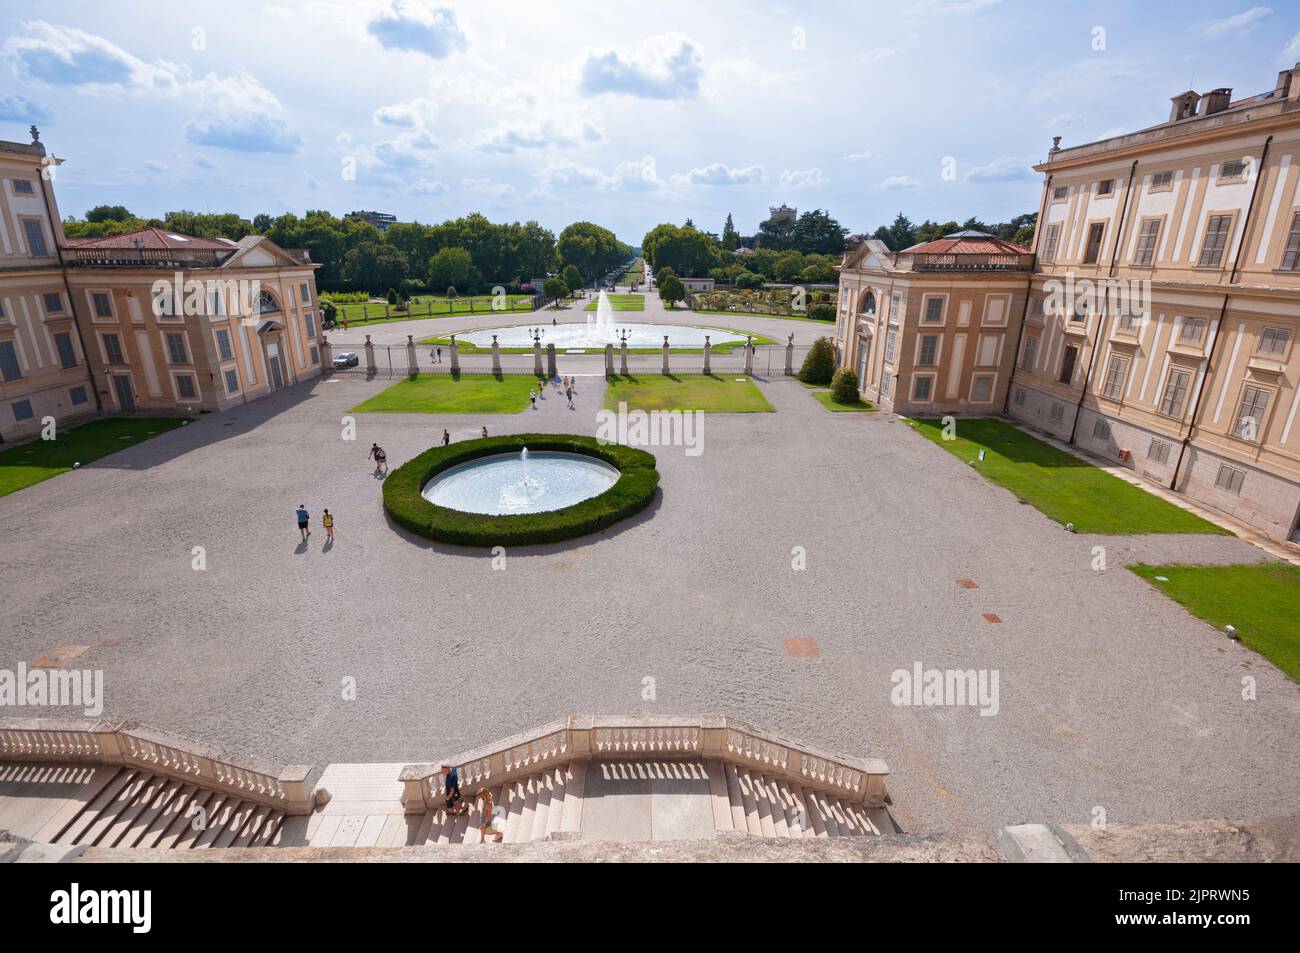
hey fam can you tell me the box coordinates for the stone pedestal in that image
[620,341,629,376]
[662,336,670,375]
[785,334,794,376]
[744,336,754,376]
[406,335,417,376]
[364,335,376,378]
[319,335,332,373]
[703,336,711,375]
[491,336,501,375]
[546,342,557,378]
[449,335,460,374]
[534,338,543,376]
[604,343,614,376]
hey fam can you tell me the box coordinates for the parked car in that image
[333,352,359,368]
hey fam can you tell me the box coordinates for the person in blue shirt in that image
[296,505,310,542]
[441,764,466,815]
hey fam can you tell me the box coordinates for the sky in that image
[1,0,1298,244]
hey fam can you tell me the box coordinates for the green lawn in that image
[584,294,644,312]
[418,328,775,355]
[327,295,534,328]
[349,374,544,414]
[691,308,836,325]
[603,374,774,413]
[1130,562,1300,681]
[811,390,874,412]
[0,417,188,497]
[910,417,1228,535]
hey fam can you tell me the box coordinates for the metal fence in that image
[323,344,812,378]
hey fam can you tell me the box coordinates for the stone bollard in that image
[320,334,332,374]
[620,339,629,376]
[662,335,670,375]
[547,342,557,378]
[605,342,615,376]
[406,335,418,376]
[364,334,376,378]
[744,336,754,376]
[491,335,501,375]
[449,335,460,374]
[533,335,543,377]
[703,335,711,375]
[785,333,794,376]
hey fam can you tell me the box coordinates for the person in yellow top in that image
[322,509,334,542]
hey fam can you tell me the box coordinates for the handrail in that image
[0,716,313,814]
[398,714,888,813]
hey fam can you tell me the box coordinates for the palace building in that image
[838,64,1300,544]
[0,131,322,444]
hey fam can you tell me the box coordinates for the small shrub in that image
[735,272,763,290]
[798,336,836,385]
[830,367,860,403]
[807,302,835,322]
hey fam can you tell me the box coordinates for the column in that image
[744,336,754,376]
[364,335,376,377]
[406,334,417,376]
[449,335,460,374]
[491,335,501,375]
[662,335,670,375]
[605,342,614,376]
[546,342,557,378]
[784,334,794,376]
[703,336,711,375]
[533,333,543,376]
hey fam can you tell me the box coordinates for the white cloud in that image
[366,1,468,59]
[608,156,662,191]
[881,175,921,190]
[780,168,827,189]
[192,155,216,169]
[538,156,663,192]
[1046,113,1083,129]
[1284,30,1300,60]
[579,34,704,99]
[1199,7,1272,39]
[183,71,301,154]
[843,150,873,161]
[372,98,438,129]
[462,177,514,198]
[1030,58,1137,104]
[142,160,167,172]
[673,161,765,187]
[0,92,50,122]
[3,21,184,92]
[470,118,604,154]
[963,155,1034,182]
[409,178,448,196]
[305,173,319,189]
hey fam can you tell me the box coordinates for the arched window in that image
[258,290,281,313]
[859,290,876,315]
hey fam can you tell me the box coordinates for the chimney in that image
[1201,88,1232,115]
[1169,90,1200,122]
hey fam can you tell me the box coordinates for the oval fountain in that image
[421,446,621,515]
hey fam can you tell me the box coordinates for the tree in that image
[85,205,133,223]
[886,213,917,252]
[830,367,860,404]
[735,271,763,290]
[721,213,739,252]
[799,337,836,385]
[558,221,628,282]
[562,264,583,294]
[791,209,848,256]
[343,240,408,293]
[640,223,717,277]
[773,251,807,283]
[427,247,479,295]
[757,213,796,251]
[543,277,568,308]
[658,271,686,309]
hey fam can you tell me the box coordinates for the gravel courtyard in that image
[3,333,1299,836]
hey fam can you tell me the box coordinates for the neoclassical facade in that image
[0,133,321,444]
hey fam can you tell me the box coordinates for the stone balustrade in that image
[0,716,314,814]
[398,714,889,813]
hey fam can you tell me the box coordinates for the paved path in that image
[3,340,1299,837]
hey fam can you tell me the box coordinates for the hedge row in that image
[382,434,659,547]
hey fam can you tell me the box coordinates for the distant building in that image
[346,210,398,232]
[766,204,797,226]
[680,277,715,292]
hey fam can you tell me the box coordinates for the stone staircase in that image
[1,715,894,853]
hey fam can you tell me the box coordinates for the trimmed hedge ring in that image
[382,434,659,547]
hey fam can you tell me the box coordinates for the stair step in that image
[544,768,567,840]
[135,783,200,848]
[502,781,527,843]
[723,763,747,833]
[116,779,184,848]
[530,771,555,842]
[96,772,168,848]
[31,765,124,845]
[232,804,274,847]
[766,777,792,837]
[705,759,733,832]
[735,768,762,836]
[54,767,137,845]
[209,799,259,848]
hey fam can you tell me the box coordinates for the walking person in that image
[441,764,466,816]
[442,429,450,446]
[566,385,574,410]
[529,388,537,410]
[368,442,387,474]
[477,789,502,843]
[436,347,442,364]
[481,426,488,438]
[322,508,334,542]
[295,504,311,542]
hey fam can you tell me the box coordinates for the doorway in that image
[112,374,135,412]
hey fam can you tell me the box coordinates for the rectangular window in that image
[1083,223,1105,264]
[890,293,901,318]
[310,345,319,365]
[1021,335,1038,371]
[69,385,88,405]
[1150,171,1173,189]
[1052,186,1068,200]
[1101,354,1129,398]
[176,374,197,399]
[971,375,993,402]
[1159,368,1192,418]
[1282,213,1300,271]
[1118,311,1141,333]
[1134,219,1160,266]
[1092,418,1111,440]
[300,282,310,304]
[92,292,113,318]
[912,376,932,400]
[884,330,896,365]
[1039,223,1060,263]
[1179,317,1207,345]
[42,292,63,313]
[1234,386,1270,442]
[1059,345,1078,384]
[1220,159,1246,179]
[1148,438,1171,464]
[304,313,316,340]
[918,335,938,366]
[1050,401,1065,422]
[923,298,943,323]
[881,372,890,397]
[12,399,34,421]
[1098,179,1115,196]
[1259,326,1289,356]
[224,368,240,394]
[54,331,76,369]
[102,333,124,365]
[23,219,48,257]
[1014,388,1026,406]
[215,328,233,362]
[12,178,34,195]
[0,340,22,381]
[1215,463,1245,494]
[165,332,189,364]
[1198,215,1231,267]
